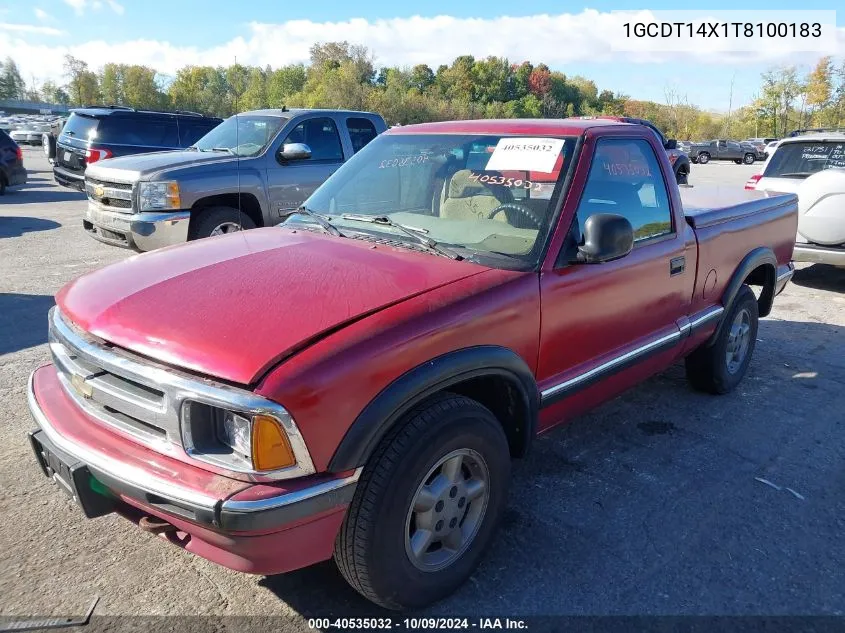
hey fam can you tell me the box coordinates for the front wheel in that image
[188,206,256,241]
[697,152,710,164]
[743,153,756,165]
[334,393,510,610]
[685,284,759,394]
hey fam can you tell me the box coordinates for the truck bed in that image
[681,185,796,229]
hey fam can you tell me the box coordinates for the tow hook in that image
[138,515,177,535]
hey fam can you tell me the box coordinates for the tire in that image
[0,174,6,196]
[734,159,742,165]
[685,284,759,394]
[676,167,689,185]
[43,133,56,159]
[334,393,511,610]
[188,206,256,241]
[743,153,755,165]
[698,152,710,164]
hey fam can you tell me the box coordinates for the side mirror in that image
[576,213,634,264]
[665,139,678,150]
[279,142,311,162]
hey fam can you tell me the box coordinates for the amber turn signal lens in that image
[251,414,296,471]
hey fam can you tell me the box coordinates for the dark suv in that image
[1,129,26,195]
[53,106,223,191]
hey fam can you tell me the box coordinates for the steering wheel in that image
[487,203,543,229]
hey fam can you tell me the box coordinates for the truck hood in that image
[56,228,488,384]
[86,150,236,183]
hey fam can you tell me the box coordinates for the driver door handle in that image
[670,256,686,276]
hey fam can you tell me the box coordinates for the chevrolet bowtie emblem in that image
[70,374,94,399]
[94,185,104,198]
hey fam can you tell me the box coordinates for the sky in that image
[0,0,843,111]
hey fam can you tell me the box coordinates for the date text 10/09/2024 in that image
[623,22,822,38]
[307,618,529,630]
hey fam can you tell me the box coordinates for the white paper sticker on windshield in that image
[485,137,564,173]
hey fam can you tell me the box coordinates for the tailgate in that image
[55,138,87,176]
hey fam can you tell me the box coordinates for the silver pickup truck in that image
[82,108,387,250]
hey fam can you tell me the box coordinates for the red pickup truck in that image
[28,118,797,610]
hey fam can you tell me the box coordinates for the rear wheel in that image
[675,166,689,185]
[334,393,510,610]
[685,284,758,394]
[698,152,710,164]
[743,153,756,165]
[188,206,256,241]
[0,174,6,196]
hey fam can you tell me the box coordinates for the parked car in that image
[746,132,845,266]
[53,106,223,191]
[82,108,387,250]
[27,118,798,609]
[571,115,691,184]
[10,125,48,145]
[763,139,780,158]
[745,137,778,157]
[689,140,758,164]
[0,129,26,195]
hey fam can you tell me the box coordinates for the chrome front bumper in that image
[83,201,190,251]
[28,369,360,532]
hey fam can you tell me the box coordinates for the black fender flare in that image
[708,247,777,346]
[327,346,539,473]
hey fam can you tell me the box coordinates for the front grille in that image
[46,307,317,481]
[49,309,175,450]
[85,178,135,213]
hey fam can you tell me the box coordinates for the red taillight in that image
[16,146,23,161]
[745,174,763,190]
[85,148,113,164]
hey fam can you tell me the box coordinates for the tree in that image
[471,57,511,104]
[512,62,533,100]
[241,67,268,111]
[267,64,306,107]
[805,57,833,126]
[409,64,435,93]
[64,55,100,105]
[123,66,165,109]
[40,80,70,105]
[528,65,551,98]
[0,57,25,99]
[100,63,126,104]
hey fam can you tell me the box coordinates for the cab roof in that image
[385,118,629,137]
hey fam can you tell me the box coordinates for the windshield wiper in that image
[340,214,462,260]
[210,147,236,155]
[279,206,343,237]
[777,172,815,177]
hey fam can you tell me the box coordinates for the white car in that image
[10,128,43,145]
[747,131,845,267]
[763,139,780,158]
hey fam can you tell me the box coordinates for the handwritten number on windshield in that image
[467,172,544,191]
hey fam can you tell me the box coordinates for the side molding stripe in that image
[539,305,724,408]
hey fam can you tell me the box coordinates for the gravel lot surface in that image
[1,150,844,626]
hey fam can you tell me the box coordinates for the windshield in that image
[193,115,286,157]
[764,141,845,178]
[296,133,577,268]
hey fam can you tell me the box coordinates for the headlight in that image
[181,402,296,473]
[138,181,181,212]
